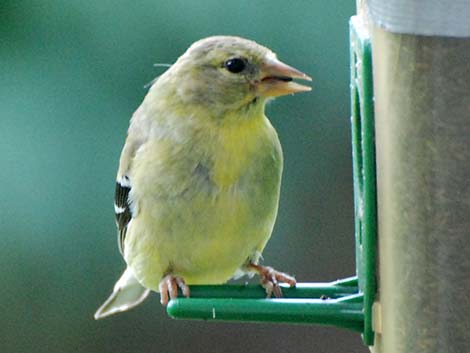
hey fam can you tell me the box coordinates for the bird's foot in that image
[248,263,296,298]
[158,274,190,306]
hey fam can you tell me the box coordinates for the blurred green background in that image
[1,1,367,352]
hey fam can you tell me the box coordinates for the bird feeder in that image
[166,16,378,346]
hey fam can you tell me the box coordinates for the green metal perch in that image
[167,278,363,332]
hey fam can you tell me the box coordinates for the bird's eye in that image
[224,58,246,73]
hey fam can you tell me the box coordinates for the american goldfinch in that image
[95,35,311,319]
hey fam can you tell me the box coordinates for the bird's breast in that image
[203,115,281,191]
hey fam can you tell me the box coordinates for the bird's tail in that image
[94,267,151,319]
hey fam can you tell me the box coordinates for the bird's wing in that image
[114,109,150,254]
[115,175,132,254]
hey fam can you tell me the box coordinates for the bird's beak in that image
[256,58,312,97]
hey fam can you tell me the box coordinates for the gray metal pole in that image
[371,25,470,353]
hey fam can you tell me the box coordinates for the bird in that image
[94,35,311,319]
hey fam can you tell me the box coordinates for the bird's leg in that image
[247,263,296,298]
[158,274,190,306]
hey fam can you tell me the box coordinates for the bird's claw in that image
[248,264,296,298]
[158,274,190,306]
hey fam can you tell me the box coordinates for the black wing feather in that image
[115,177,132,254]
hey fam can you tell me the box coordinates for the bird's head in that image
[158,36,311,117]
